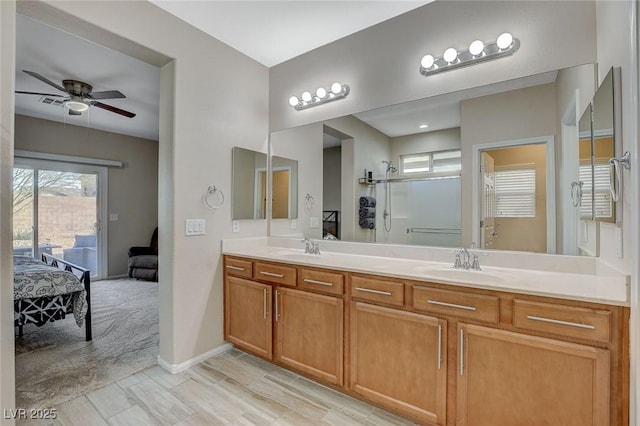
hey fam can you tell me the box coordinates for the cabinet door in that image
[350,302,447,425]
[275,287,343,385]
[225,277,272,359]
[457,323,610,426]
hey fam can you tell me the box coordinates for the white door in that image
[480,152,496,249]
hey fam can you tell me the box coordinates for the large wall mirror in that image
[232,147,268,220]
[269,63,604,256]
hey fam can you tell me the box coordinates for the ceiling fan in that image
[15,70,136,118]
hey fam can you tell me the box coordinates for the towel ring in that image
[203,185,225,209]
[305,193,315,211]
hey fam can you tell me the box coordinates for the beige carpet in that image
[15,278,158,410]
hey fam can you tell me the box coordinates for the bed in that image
[13,253,92,341]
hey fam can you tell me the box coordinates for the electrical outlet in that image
[232,220,240,233]
[185,219,206,236]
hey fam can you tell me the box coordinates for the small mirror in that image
[578,104,594,220]
[232,147,268,220]
[271,155,298,219]
[591,67,617,222]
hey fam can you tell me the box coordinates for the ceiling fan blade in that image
[22,70,66,92]
[88,90,126,100]
[91,101,136,118]
[68,109,82,116]
[15,91,65,97]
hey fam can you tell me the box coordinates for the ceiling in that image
[15,2,430,141]
[150,1,432,67]
[15,14,161,141]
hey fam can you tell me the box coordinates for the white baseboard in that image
[157,342,233,374]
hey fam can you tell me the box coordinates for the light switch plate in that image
[310,217,320,228]
[232,220,240,233]
[185,219,206,236]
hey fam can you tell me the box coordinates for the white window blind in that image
[400,149,461,176]
[578,159,612,218]
[400,153,431,174]
[495,165,536,217]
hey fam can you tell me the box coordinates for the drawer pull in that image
[437,324,442,370]
[275,290,280,321]
[263,288,268,319]
[526,315,596,330]
[355,287,392,296]
[459,329,465,376]
[260,271,284,278]
[303,278,333,287]
[226,265,245,271]
[427,299,477,311]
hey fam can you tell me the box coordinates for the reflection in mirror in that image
[232,147,267,220]
[271,156,298,219]
[578,104,594,220]
[270,64,598,256]
[592,67,617,222]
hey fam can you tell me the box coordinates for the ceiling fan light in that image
[66,100,89,112]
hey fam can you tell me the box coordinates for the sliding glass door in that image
[13,159,106,279]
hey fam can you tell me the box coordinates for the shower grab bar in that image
[408,227,461,235]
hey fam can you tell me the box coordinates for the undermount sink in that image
[416,266,518,284]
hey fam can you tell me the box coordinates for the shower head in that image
[382,160,397,173]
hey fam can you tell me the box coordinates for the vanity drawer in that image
[300,268,344,296]
[513,299,611,343]
[351,275,404,307]
[254,262,297,287]
[224,257,253,278]
[413,286,499,324]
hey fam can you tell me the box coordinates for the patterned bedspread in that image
[13,256,88,327]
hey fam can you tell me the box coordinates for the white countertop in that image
[222,238,630,307]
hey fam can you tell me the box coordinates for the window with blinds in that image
[400,149,461,175]
[494,165,536,217]
[580,159,612,218]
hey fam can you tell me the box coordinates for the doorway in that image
[472,136,556,253]
[13,159,107,279]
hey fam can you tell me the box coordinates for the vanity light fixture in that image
[420,32,520,76]
[288,82,350,111]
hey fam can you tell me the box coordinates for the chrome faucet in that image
[453,245,482,270]
[302,238,320,255]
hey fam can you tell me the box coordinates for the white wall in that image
[12,1,271,369]
[323,146,341,211]
[0,0,16,419]
[14,115,159,277]
[269,1,597,131]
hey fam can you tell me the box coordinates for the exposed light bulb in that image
[316,87,327,99]
[496,32,513,50]
[420,54,435,69]
[419,124,429,129]
[469,40,485,56]
[288,96,299,107]
[443,47,458,64]
[330,82,342,95]
[301,91,312,102]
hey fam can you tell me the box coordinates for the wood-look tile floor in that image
[18,348,417,426]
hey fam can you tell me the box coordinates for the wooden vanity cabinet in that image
[457,323,610,426]
[224,276,272,359]
[224,256,628,426]
[275,287,344,385]
[350,302,447,425]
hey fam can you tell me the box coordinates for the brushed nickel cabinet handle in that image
[437,324,442,370]
[275,290,280,321]
[303,278,333,287]
[263,288,268,319]
[427,299,477,311]
[526,315,596,330]
[355,287,392,296]
[226,265,245,271]
[459,328,465,376]
[260,271,284,278]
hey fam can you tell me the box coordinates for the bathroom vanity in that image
[222,239,629,426]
